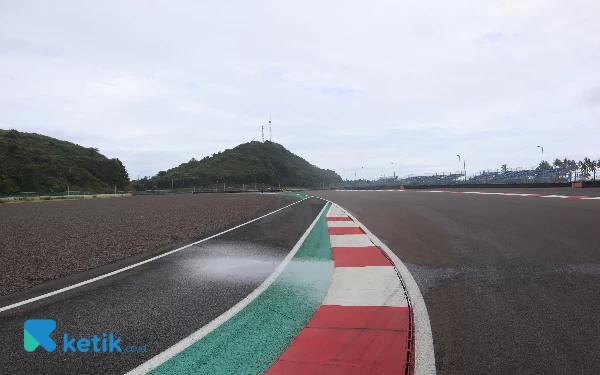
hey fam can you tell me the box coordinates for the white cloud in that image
[1,0,599,179]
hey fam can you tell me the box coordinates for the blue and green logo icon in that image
[24,319,56,352]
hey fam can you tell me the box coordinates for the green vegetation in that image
[520,157,599,181]
[135,141,342,190]
[0,129,129,195]
[551,157,598,181]
[537,160,553,170]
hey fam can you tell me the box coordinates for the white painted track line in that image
[126,202,329,375]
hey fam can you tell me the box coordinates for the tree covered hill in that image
[144,141,342,189]
[0,129,129,194]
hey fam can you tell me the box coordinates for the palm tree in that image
[589,159,598,182]
[562,158,577,182]
[553,158,563,168]
[562,158,576,170]
[578,158,591,180]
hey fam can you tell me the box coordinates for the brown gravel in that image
[0,193,291,297]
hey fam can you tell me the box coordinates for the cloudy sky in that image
[1,0,599,180]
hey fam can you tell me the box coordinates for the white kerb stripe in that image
[323,267,408,307]
[339,205,436,375]
[326,221,359,227]
[328,266,401,289]
[326,205,348,217]
[329,234,374,247]
[323,288,408,307]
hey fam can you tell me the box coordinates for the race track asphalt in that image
[0,197,325,374]
[311,190,600,375]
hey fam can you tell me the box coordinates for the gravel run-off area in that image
[0,193,292,297]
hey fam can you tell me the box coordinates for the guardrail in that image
[0,193,131,201]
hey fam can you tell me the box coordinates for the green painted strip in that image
[23,329,38,352]
[150,202,332,375]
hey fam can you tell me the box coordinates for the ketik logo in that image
[63,333,121,353]
[24,319,57,352]
[23,320,138,353]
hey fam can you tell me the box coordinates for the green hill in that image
[0,129,129,195]
[143,141,342,189]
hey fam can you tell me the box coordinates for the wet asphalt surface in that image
[312,190,600,375]
[0,197,325,374]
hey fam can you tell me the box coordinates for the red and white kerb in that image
[268,204,413,375]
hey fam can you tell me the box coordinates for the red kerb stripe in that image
[271,328,408,372]
[328,227,365,235]
[326,217,353,222]
[332,246,392,267]
[308,305,410,331]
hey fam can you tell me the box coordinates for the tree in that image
[563,158,577,171]
[501,164,508,173]
[553,158,563,168]
[4,129,19,139]
[7,142,17,154]
[590,159,598,182]
[537,160,552,170]
[578,158,591,180]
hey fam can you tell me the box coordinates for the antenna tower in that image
[269,114,272,142]
[261,125,264,142]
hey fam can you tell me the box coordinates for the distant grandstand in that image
[461,167,571,185]
[332,167,579,188]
